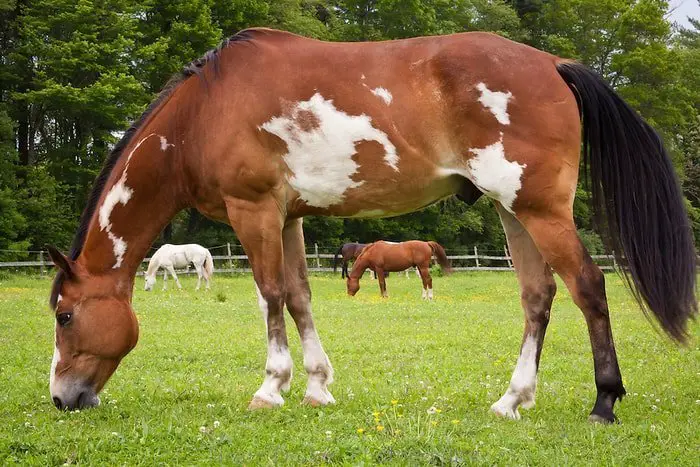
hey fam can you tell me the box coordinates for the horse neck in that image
[349,256,370,279]
[77,128,189,288]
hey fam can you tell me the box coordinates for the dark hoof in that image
[588,413,618,424]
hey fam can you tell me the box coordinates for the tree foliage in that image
[0,0,697,254]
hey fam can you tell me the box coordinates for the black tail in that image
[557,61,697,342]
[333,245,343,273]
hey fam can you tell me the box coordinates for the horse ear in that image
[46,245,74,278]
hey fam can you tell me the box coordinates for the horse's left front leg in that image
[226,198,292,409]
[283,218,335,406]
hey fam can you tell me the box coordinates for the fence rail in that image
[0,244,626,275]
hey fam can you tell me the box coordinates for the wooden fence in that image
[0,243,621,275]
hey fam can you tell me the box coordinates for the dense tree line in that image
[1,0,698,258]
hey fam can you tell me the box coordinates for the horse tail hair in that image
[333,244,344,273]
[428,241,452,275]
[204,250,214,280]
[557,60,697,342]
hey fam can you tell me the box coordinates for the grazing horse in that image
[144,243,214,291]
[333,242,367,278]
[47,29,696,423]
[347,240,452,298]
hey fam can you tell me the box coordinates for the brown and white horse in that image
[47,28,696,423]
[347,240,451,298]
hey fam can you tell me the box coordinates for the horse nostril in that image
[52,396,63,410]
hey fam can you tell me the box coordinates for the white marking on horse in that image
[467,134,525,213]
[491,334,538,419]
[476,82,512,125]
[371,87,393,105]
[159,135,174,151]
[260,93,398,208]
[49,345,61,393]
[57,294,63,304]
[98,133,156,268]
[254,284,269,322]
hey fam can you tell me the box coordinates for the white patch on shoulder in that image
[260,93,398,208]
[159,135,174,151]
[98,133,156,268]
[476,82,512,125]
[371,87,393,105]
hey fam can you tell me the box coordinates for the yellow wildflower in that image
[376,425,385,431]
[431,421,438,427]
[372,411,380,417]
[452,419,460,425]
[391,400,398,405]
[357,428,365,434]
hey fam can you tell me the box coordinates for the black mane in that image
[49,29,257,308]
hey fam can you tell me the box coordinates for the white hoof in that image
[490,400,521,420]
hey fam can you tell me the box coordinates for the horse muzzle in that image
[51,381,100,411]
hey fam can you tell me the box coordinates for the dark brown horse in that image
[48,28,696,423]
[333,242,367,278]
[347,241,451,298]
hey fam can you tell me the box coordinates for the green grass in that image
[0,272,698,465]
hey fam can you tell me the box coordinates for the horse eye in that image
[56,312,72,326]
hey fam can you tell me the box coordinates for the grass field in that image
[0,272,698,465]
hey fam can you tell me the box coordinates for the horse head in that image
[48,246,139,410]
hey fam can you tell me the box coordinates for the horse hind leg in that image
[282,218,335,406]
[193,261,203,291]
[490,203,556,420]
[226,196,293,409]
[517,207,625,423]
[418,265,432,300]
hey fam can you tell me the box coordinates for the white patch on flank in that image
[370,87,393,105]
[98,133,156,268]
[467,134,525,213]
[490,334,538,420]
[49,345,61,394]
[159,135,174,151]
[476,82,512,125]
[260,93,398,208]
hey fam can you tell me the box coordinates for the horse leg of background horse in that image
[282,218,335,406]
[490,203,557,420]
[417,265,433,300]
[376,268,388,298]
[521,211,626,423]
[193,262,203,291]
[166,264,182,290]
[162,268,168,290]
[226,198,293,409]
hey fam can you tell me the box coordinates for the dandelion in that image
[357,428,365,434]
[452,419,460,425]
[391,399,398,405]
[376,425,385,431]
[427,406,438,415]
[213,420,220,429]
[436,408,442,414]
[372,411,380,417]
[199,426,207,433]
[431,421,438,426]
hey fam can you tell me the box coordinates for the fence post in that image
[474,246,480,268]
[504,245,512,269]
[39,250,46,276]
[227,243,233,271]
[314,243,321,269]
[611,250,617,271]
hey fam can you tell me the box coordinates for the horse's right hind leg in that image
[417,265,432,300]
[491,203,556,419]
[520,210,625,423]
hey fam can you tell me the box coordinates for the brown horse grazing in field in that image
[347,241,451,298]
[47,28,696,423]
[333,242,367,278]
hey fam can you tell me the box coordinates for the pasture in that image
[1,272,698,465]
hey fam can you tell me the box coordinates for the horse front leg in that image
[166,265,182,290]
[226,198,292,409]
[282,218,335,406]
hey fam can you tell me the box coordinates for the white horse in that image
[144,244,214,291]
